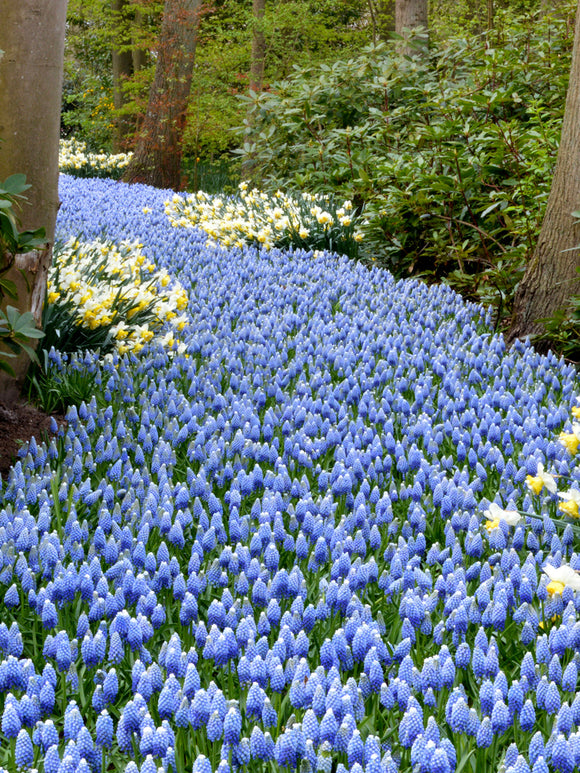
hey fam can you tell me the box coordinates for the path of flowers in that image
[0,174,579,773]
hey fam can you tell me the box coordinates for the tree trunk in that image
[250,0,266,94]
[508,0,580,346]
[242,0,267,180]
[122,0,202,189]
[132,7,148,73]
[395,0,428,54]
[112,0,135,151]
[395,0,428,33]
[0,0,68,401]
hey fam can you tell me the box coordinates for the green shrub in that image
[236,6,574,323]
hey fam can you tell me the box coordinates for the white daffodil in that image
[483,502,522,531]
[557,488,580,518]
[525,462,557,495]
[559,423,580,455]
[543,563,580,595]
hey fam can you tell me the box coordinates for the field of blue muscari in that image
[2,173,580,773]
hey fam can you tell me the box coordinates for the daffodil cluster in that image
[45,237,189,356]
[165,183,362,258]
[59,138,133,180]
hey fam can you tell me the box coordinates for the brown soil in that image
[0,401,64,479]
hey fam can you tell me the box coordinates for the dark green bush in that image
[236,6,575,324]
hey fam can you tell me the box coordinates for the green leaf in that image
[1,173,30,195]
[0,360,16,377]
[0,278,18,300]
[15,340,41,365]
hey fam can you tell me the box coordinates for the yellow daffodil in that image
[559,423,580,455]
[544,562,580,593]
[525,462,557,495]
[539,614,561,628]
[483,502,522,532]
[558,488,580,518]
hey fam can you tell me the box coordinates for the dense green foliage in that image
[62,0,371,160]
[237,7,575,325]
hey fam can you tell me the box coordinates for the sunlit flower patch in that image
[44,236,189,355]
[0,174,579,773]
[165,183,363,258]
[59,138,133,179]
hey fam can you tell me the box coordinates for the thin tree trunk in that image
[0,0,68,399]
[132,7,148,72]
[112,0,134,151]
[242,0,267,180]
[122,0,202,189]
[250,0,266,94]
[508,0,580,345]
[487,0,494,29]
[395,0,428,53]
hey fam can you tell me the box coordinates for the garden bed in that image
[0,174,578,773]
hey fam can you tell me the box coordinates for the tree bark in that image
[112,0,135,151]
[508,0,580,346]
[395,0,428,54]
[250,0,266,94]
[242,0,267,180]
[122,0,202,189]
[0,0,68,400]
[395,0,428,33]
[132,7,148,73]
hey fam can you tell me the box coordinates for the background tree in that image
[122,0,203,188]
[112,0,135,150]
[0,0,68,399]
[395,0,428,51]
[250,0,266,93]
[508,0,580,345]
[241,0,267,179]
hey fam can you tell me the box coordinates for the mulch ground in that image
[0,401,65,479]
